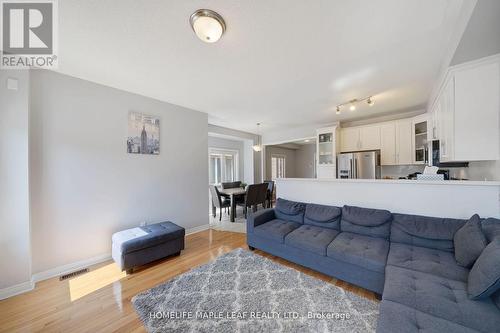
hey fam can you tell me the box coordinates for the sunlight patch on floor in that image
[69,263,126,301]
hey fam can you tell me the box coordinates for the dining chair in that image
[237,183,268,218]
[221,181,242,189]
[264,180,275,208]
[209,185,231,221]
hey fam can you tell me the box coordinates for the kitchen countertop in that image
[276,178,500,186]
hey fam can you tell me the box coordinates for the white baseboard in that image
[32,253,112,283]
[0,280,34,300]
[3,223,210,300]
[186,224,210,235]
[32,224,209,283]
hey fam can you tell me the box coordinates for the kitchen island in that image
[275,178,500,219]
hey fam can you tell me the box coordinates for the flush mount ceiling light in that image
[190,9,226,43]
[335,96,374,115]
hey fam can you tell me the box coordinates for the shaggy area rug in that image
[132,248,379,332]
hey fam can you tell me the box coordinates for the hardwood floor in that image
[0,230,377,332]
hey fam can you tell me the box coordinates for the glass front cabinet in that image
[412,115,430,165]
[316,125,339,179]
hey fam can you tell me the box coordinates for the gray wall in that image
[208,136,245,182]
[0,70,32,292]
[29,70,209,274]
[265,146,297,179]
[451,0,500,66]
[295,144,316,178]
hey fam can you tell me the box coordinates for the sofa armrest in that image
[247,208,276,234]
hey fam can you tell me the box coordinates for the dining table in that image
[218,187,246,222]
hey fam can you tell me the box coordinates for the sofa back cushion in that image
[454,214,487,268]
[304,203,341,230]
[274,198,305,223]
[340,205,392,239]
[481,218,500,243]
[390,213,465,252]
[492,289,500,310]
[468,239,500,300]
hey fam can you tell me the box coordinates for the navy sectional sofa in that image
[246,198,500,333]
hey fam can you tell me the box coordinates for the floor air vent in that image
[59,268,89,281]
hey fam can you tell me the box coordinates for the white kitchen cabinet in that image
[453,61,500,161]
[340,127,360,152]
[341,125,381,152]
[439,77,455,162]
[412,115,429,164]
[316,126,339,179]
[373,120,413,166]
[360,125,381,150]
[430,98,440,141]
[380,122,396,165]
[431,55,500,162]
[397,119,413,165]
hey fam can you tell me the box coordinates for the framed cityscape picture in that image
[127,112,160,155]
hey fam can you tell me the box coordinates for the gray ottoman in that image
[112,221,185,273]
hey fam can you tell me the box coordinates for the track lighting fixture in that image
[335,96,374,115]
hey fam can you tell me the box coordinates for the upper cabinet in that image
[431,55,500,162]
[379,119,413,165]
[411,115,429,164]
[340,127,360,152]
[380,122,396,165]
[316,125,339,179]
[340,125,380,152]
[360,125,381,150]
[397,119,413,165]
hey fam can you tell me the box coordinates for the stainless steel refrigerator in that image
[337,151,381,179]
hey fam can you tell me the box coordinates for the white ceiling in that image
[55,0,469,134]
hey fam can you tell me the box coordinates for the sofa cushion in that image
[340,205,392,239]
[253,219,301,243]
[274,198,305,224]
[390,213,465,252]
[383,265,500,333]
[387,243,469,282]
[284,225,340,256]
[468,239,500,300]
[492,289,500,310]
[303,203,341,230]
[454,214,487,268]
[481,217,500,243]
[377,300,478,333]
[326,232,389,273]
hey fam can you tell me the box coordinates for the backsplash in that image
[448,160,500,181]
[381,160,500,181]
[381,165,425,179]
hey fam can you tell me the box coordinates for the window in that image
[209,149,238,185]
[271,155,286,179]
